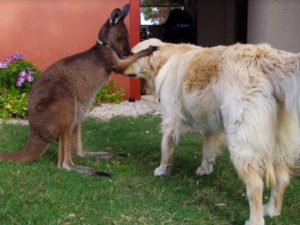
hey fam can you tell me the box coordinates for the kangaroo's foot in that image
[59,163,111,177]
[78,151,113,159]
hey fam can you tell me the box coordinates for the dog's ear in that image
[109,4,130,25]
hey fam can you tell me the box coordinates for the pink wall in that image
[0,0,129,70]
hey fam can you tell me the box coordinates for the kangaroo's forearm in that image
[112,48,151,73]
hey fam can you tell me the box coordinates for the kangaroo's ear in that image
[109,9,122,25]
[109,4,130,25]
[120,4,130,19]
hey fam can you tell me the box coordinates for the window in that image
[140,0,184,25]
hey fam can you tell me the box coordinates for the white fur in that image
[125,39,300,225]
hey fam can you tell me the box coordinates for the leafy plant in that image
[0,52,40,119]
[94,80,125,105]
[0,53,125,119]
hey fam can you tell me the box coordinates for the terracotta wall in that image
[0,0,129,69]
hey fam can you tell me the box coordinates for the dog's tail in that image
[261,48,300,113]
[293,157,300,175]
[0,132,48,162]
[264,159,276,188]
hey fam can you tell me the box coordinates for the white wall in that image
[248,0,300,52]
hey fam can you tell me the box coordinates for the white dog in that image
[124,38,300,225]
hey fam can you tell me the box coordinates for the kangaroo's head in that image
[98,4,131,58]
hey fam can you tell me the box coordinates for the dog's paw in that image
[196,165,213,176]
[263,203,281,217]
[244,219,265,225]
[154,165,170,176]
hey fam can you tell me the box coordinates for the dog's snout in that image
[127,73,137,77]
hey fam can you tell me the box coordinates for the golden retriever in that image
[123,38,300,225]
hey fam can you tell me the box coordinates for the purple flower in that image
[11,52,24,61]
[16,79,24,87]
[16,70,27,87]
[15,70,35,87]
[19,70,27,78]
[0,61,8,69]
[1,52,24,68]
[27,74,34,82]
[18,76,26,83]
[26,70,34,82]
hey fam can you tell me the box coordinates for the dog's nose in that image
[127,73,137,77]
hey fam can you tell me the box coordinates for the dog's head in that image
[98,4,131,58]
[123,38,165,81]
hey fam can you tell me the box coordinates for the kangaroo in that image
[0,4,156,176]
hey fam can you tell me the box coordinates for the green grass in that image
[0,115,299,225]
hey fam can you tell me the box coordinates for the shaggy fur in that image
[123,38,300,225]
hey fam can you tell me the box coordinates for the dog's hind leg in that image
[233,162,265,225]
[263,163,290,217]
[196,132,224,176]
[71,124,112,159]
[0,131,48,162]
[59,129,110,177]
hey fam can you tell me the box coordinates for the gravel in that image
[89,101,160,121]
[1,101,160,125]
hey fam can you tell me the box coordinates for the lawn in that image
[0,115,299,225]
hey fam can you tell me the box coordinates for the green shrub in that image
[0,89,28,119]
[0,52,40,119]
[94,80,125,104]
[0,53,125,119]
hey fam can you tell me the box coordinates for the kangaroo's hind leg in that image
[57,100,110,177]
[71,123,112,159]
[59,127,110,177]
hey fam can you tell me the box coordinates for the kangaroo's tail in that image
[0,132,48,162]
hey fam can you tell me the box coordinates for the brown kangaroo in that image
[0,4,156,176]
